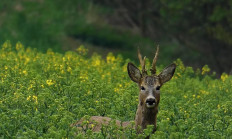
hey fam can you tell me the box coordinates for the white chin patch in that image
[146,103,155,108]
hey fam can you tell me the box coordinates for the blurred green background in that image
[0,0,231,75]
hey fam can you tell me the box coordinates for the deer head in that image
[127,46,176,133]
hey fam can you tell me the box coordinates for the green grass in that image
[0,42,231,138]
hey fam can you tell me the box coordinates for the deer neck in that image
[135,102,158,133]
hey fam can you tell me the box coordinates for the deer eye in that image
[156,86,161,90]
[141,86,145,91]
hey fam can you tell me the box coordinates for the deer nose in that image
[146,98,156,106]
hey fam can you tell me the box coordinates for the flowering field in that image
[0,41,231,138]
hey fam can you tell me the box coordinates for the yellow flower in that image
[33,95,38,104]
[46,80,55,86]
[41,84,44,88]
[61,70,65,74]
[106,53,116,63]
[177,73,181,77]
[27,95,31,100]
[27,95,38,111]
[93,59,101,66]
[76,45,88,55]
[27,95,37,102]
[201,65,210,75]
[25,57,30,64]
[114,88,119,93]
[200,90,209,95]
[28,84,33,90]
[47,49,54,55]
[16,42,24,51]
[67,67,72,73]
[221,73,228,82]
[60,64,64,69]
[22,70,27,75]
[2,41,11,49]
[80,74,88,81]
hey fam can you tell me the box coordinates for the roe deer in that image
[73,47,176,135]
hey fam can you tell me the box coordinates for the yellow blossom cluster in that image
[76,45,88,55]
[27,95,38,104]
[221,73,228,82]
[27,95,38,111]
[201,65,210,75]
[46,80,55,86]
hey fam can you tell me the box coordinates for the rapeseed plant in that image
[0,42,231,138]
[221,73,228,82]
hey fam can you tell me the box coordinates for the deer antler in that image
[138,48,147,76]
[150,46,159,75]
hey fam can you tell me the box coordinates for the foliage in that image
[94,0,232,74]
[0,0,151,55]
[67,22,151,50]
[0,42,231,138]
[94,0,232,45]
[0,0,65,52]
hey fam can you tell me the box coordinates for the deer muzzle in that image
[145,98,156,108]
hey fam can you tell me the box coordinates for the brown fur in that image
[72,116,132,132]
[135,75,161,133]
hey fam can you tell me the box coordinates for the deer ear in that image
[158,63,176,84]
[127,62,142,83]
